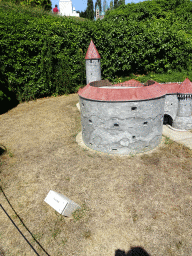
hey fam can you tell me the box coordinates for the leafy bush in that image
[0,2,88,102]
[1,0,52,11]
[98,0,192,79]
[1,0,192,107]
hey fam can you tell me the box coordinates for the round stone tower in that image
[173,95,192,130]
[85,40,101,85]
[78,81,165,155]
[173,78,192,130]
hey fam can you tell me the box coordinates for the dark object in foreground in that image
[144,80,156,86]
[115,246,151,256]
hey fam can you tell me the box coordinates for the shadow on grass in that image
[0,72,19,115]
[115,247,151,256]
[0,145,7,156]
[0,187,51,256]
[0,89,19,115]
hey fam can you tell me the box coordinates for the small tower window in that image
[98,60,99,62]
[131,107,137,111]
[90,60,92,63]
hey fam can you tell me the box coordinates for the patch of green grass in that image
[164,136,174,145]
[50,228,61,239]
[62,238,68,245]
[114,70,192,85]
[0,160,4,167]
[112,74,138,84]
[136,70,192,83]
[72,203,88,222]
[32,232,43,241]
[11,214,18,220]
[8,150,14,157]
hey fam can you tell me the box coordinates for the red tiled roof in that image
[178,78,192,94]
[85,40,101,60]
[78,79,192,101]
[158,83,180,95]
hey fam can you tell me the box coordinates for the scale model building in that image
[78,40,192,154]
[59,0,79,17]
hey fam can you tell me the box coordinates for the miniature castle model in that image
[78,40,192,155]
[95,5,105,20]
[59,0,79,17]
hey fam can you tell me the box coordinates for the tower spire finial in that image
[85,40,101,60]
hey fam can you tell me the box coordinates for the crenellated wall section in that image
[78,79,192,155]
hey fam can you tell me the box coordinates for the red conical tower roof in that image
[85,40,101,60]
[178,78,192,94]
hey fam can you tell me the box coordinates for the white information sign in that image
[44,190,80,216]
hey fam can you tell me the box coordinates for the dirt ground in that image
[0,93,192,256]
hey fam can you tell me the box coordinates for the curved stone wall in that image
[79,96,165,154]
[173,98,192,130]
[86,60,101,85]
[164,94,178,121]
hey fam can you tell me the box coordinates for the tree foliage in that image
[1,0,192,106]
[114,0,118,9]
[79,9,87,18]
[95,0,102,12]
[86,0,94,20]
[110,0,113,9]
[2,0,51,10]
[114,0,125,9]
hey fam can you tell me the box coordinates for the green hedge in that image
[1,0,192,106]
[100,0,192,78]
[0,2,90,102]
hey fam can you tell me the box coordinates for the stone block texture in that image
[173,98,192,130]
[79,96,165,154]
[86,60,101,85]
[164,94,178,121]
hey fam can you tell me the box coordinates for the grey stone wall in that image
[173,98,192,130]
[86,60,101,84]
[79,96,165,155]
[190,97,192,117]
[177,98,191,117]
[164,94,178,121]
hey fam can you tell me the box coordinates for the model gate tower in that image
[85,40,101,84]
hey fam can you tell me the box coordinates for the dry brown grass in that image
[0,93,192,256]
